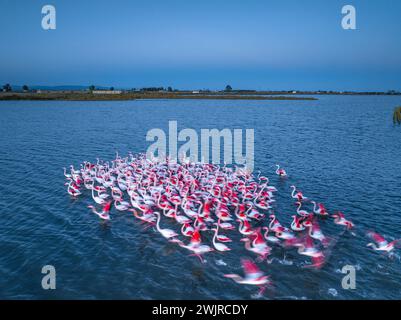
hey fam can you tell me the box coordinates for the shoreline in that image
[0,93,318,101]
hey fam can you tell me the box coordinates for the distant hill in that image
[9,85,110,91]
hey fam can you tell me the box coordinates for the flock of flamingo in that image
[64,152,400,296]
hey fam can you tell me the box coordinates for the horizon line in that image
[2,83,400,93]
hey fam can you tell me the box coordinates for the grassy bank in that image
[0,92,317,101]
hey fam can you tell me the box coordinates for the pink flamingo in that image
[311,201,329,216]
[303,220,330,247]
[262,227,281,244]
[114,199,130,211]
[213,220,233,242]
[291,215,305,231]
[153,212,178,239]
[87,201,112,220]
[292,235,325,269]
[129,209,155,224]
[332,212,354,229]
[240,237,270,261]
[224,259,271,296]
[172,230,213,263]
[91,185,107,205]
[275,164,287,177]
[367,231,401,253]
[211,227,231,252]
[238,218,253,235]
[65,180,81,197]
[268,215,283,233]
[291,185,307,201]
[295,202,311,217]
[181,223,194,237]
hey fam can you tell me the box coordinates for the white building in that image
[92,90,122,94]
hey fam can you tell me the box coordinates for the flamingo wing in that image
[103,201,112,212]
[367,231,387,246]
[241,259,262,277]
[304,234,315,248]
[190,229,201,243]
[389,239,401,248]
[100,213,110,220]
[309,255,325,269]
[217,235,232,242]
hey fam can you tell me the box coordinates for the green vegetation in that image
[225,85,232,92]
[2,83,12,92]
[22,85,29,92]
[140,87,165,92]
[394,107,401,125]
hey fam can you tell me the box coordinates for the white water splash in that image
[278,258,294,266]
[215,259,227,266]
[328,288,338,297]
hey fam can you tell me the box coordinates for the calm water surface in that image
[0,95,401,299]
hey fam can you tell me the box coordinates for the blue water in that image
[0,95,401,299]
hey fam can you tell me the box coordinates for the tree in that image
[225,85,232,92]
[167,86,173,92]
[89,85,95,91]
[110,87,114,91]
[22,85,29,92]
[3,83,12,92]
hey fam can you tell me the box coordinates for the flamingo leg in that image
[251,285,266,299]
[189,253,205,263]
[141,224,153,231]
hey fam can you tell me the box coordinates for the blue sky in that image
[1,0,400,90]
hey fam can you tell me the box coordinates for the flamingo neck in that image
[238,219,244,231]
[155,213,161,231]
[230,275,244,283]
[263,228,269,239]
[197,202,203,214]
[212,228,218,244]
[308,225,313,237]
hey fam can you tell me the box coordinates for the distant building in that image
[92,90,122,94]
[192,90,200,94]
